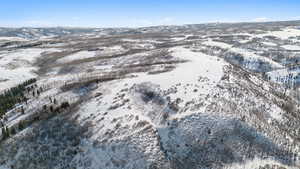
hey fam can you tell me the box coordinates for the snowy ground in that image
[57,50,96,63]
[281,45,300,51]
[1,22,300,169]
[0,48,60,91]
[256,28,300,40]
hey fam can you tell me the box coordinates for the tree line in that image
[0,78,37,118]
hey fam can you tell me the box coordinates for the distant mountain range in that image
[1,20,299,40]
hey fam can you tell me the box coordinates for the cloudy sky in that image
[1,0,300,27]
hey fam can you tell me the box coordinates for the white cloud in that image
[253,17,269,22]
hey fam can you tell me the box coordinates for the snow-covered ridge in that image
[202,39,283,71]
[1,21,300,169]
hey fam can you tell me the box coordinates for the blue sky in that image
[1,0,300,27]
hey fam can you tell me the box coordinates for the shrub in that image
[10,127,16,135]
[60,102,70,109]
[18,121,25,130]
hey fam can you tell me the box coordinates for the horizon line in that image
[1,19,300,29]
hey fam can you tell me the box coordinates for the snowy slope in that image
[0,48,60,91]
[1,21,300,169]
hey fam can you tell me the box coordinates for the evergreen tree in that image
[61,101,70,109]
[21,107,25,114]
[18,121,24,130]
[5,126,9,137]
[1,127,6,139]
[53,98,57,105]
[10,127,16,135]
[0,78,36,118]
[50,105,54,113]
[43,105,47,111]
[24,97,28,104]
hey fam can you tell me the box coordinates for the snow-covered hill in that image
[1,21,300,169]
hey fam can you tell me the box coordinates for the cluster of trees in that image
[1,99,71,141]
[1,120,27,141]
[0,78,37,118]
[1,126,9,140]
[0,78,75,142]
[43,101,70,114]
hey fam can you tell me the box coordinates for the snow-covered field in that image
[0,48,60,91]
[262,42,277,46]
[0,37,27,41]
[57,50,96,63]
[1,22,300,169]
[281,45,300,50]
[257,28,300,40]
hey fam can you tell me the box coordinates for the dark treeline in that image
[0,78,37,118]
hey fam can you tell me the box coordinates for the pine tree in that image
[55,107,60,114]
[61,101,70,109]
[5,126,9,137]
[50,105,54,113]
[24,97,28,104]
[43,105,47,111]
[10,127,16,135]
[0,78,36,118]
[21,107,25,114]
[53,98,57,105]
[1,127,6,139]
[18,121,24,130]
